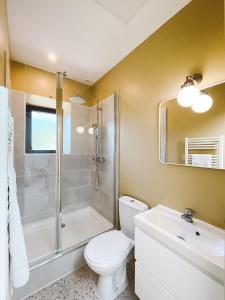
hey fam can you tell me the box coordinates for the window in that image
[26,105,56,153]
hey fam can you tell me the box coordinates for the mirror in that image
[159,81,225,169]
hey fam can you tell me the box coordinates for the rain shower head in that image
[69,95,86,104]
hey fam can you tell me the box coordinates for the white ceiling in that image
[7,0,190,85]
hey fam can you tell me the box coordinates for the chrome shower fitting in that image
[93,97,105,190]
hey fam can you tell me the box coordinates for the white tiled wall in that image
[62,103,92,212]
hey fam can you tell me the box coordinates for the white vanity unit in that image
[134,205,224,300]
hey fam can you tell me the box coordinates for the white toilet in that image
[84,196,149,300]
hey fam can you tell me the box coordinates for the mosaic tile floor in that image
[26,262,138,300]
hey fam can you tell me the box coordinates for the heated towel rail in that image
[185,136,224,169]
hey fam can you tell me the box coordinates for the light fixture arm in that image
[181,73,202,89]
[187,73,202,84]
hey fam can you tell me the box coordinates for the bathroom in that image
[0,0,224,299]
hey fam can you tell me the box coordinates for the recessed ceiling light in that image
[48,53,56,62]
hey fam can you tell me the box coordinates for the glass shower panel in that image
[10,85,117,263]
[61,102,93,249]
[10,90,57,264]
[61,94,116,250]
[89,96,116,223]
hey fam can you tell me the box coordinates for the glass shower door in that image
[60,93,117,251]
[61,100,94,249]
[11,90,57,265]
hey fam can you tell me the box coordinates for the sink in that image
[134,205,225,283]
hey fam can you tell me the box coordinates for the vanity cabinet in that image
[135,227,224,300]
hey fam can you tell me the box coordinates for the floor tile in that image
[26,262,138,300]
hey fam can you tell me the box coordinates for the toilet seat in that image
[85,230,134,266]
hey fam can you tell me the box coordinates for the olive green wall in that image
[93,0,225,228]
[10,61,93,105]
[0,0,10,88]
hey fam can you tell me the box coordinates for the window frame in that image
[26,104,56,154]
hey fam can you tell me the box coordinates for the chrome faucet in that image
[181,208,195,223]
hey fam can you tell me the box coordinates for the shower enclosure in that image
[10,72,118,267]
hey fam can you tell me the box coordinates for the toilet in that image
[84,196,149,300]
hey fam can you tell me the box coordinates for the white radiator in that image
[185,136,224,169]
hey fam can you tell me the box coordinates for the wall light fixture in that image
[177,74,213,113]
[177,74,202,107]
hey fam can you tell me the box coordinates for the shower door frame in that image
[55,72,64,254]
[30,84,119,269]
[113,91,120,228]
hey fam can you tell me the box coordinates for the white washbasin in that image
[134,205,225,283]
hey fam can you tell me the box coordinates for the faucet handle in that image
[184,208,195,216]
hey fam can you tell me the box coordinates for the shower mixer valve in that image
[93,156,105,162]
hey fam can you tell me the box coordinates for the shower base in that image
[23,206,113,264]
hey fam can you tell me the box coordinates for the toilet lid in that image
[85,230,134,265]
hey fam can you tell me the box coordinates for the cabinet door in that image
[135,228,224,300]
[135,262,175,300]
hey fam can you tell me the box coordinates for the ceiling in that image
[7,0,190,85]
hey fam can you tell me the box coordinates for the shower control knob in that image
[93,156,105,162]
[96,157,105,162]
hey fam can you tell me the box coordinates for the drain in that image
[61,223,66,228]
[177,235,185,241]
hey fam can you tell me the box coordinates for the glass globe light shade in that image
[88,127,94,135]
[192,93,213,113]
[177,85,200,107]
[76,126,84,134]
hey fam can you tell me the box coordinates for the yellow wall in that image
[10,61,93,105]
[164,83,225,164]
[0,0,10,88]
[93,0,225,228]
